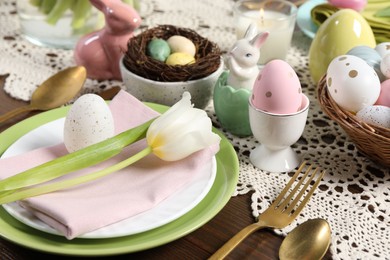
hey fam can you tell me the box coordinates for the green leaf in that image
[375,6,390,17]
[29,0,42,7]
[71,1,92,29]
[39,0,56,15]
[0,147,153,205]
[46,0,75,25]
[0,119,154,193]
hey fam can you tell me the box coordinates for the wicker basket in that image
[317,75,390,167]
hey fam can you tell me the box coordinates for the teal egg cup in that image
[213,71,252,137]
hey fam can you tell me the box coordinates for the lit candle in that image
[260,8,264,26]
[233,0,297,65]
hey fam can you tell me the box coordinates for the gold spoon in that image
[279,218,331,260]
[0,66,86,123]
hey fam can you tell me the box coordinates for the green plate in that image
[0,103,239,256]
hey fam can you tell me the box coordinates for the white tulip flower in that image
[147,92,221,161]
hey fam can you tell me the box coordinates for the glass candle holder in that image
[233,0,297,65]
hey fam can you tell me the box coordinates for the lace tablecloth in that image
[1,0,389,259]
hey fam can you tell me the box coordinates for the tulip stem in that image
[0,119,154,192]
[0,146,153,205]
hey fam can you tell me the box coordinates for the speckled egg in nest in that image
[122,24,222,82]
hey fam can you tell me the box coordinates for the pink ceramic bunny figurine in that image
[74,0,141,80]
[226,24,269,90]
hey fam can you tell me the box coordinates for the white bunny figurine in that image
[226,24,269,90]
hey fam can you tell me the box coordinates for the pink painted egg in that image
[376,79,390,107]
[251,60,302,114]
[328,0,367,12]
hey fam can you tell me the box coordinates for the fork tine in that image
[277,164,313,210]
[283,167,319,213]
[290,169,325,218]
[271,161,307,207]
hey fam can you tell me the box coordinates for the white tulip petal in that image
[146,91,220,161]
[147,92,192,144]
[158,109,207,139]
[153,130,220,161]
[153,118,220,160]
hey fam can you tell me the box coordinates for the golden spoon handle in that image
[209,222,267,260]
[0,105,37,123]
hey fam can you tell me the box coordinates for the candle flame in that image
[259,8,264,26]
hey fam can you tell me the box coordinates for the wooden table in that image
[0,74,333,260]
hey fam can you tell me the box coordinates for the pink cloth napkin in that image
[0,90,218,239]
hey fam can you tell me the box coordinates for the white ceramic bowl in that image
[120,56,224,109]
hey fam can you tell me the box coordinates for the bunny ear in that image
[250,31,269,49]
[244,23,258,40]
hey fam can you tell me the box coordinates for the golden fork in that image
[209,161,325,260]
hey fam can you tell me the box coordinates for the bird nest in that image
[123,24,222,82]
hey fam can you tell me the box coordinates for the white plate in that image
[296,0,326,39]
[1,118,216,239]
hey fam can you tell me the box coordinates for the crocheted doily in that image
[1,0,389,259]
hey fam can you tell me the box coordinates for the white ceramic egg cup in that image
[249,94,309,173]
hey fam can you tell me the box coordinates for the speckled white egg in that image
[64,94,114,153]
[356,105,390,128]
[375,42,390,57]
[380,53,390,79]
[167,35,196,57]
[326,55,381,113]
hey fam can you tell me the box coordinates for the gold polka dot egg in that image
[251,60,303,114]
[326,55,381,113]
[146,35,196,65]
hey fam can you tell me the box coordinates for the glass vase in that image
[16,0,103,49]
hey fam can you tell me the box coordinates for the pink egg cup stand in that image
[249,94,309,173]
